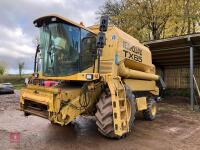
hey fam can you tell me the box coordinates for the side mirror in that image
[99,16,109,32]
[96,32,106,48]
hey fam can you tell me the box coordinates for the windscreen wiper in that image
[46,26,56,74]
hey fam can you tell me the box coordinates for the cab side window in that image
[80,29,96,71]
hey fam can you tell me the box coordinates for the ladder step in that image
[120,107,126,112]
[119,98,125,101]
[120,120,127,128]
[122,121,127,126]
[118,88,124,91]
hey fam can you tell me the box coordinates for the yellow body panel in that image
[123,79,157,91]
[39,72,99,81]
[89,25,157,74]
[136,97,147,111]
[21,83,102,125]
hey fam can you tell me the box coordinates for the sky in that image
[0,0,105,74]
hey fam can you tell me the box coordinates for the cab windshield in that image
[39,23,96,76]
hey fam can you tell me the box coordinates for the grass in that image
[0,74,31,90]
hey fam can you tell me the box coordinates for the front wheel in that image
[143,98,157,121]
[95,87,136,139]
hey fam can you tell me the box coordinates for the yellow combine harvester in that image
[20,14,160,138]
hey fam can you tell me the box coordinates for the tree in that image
[97,0,126,26]
[98,0,173,40]
[0,65,5,75]
[98,0,200,41]
[174,0,200,34]
[18,62,25,78]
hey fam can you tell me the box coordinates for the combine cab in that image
[20,14,160,138]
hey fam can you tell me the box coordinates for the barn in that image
[144,33,200,110]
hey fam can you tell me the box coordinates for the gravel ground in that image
[1,91,200,150]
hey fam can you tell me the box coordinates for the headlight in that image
[86,74,93,80]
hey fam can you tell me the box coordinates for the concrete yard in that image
[1,91,200,150]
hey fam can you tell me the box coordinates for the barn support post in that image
[190,46,194,110]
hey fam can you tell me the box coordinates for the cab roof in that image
[33,14,96,34]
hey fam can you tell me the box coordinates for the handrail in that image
[193,75,200,98]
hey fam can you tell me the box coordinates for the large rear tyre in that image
[143,98,157,121]
[95,87,136,139]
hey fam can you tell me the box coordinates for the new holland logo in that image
[122,41,142,62]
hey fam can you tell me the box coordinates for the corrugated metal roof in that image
[144,33,200,67]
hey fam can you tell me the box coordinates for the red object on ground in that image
[9,132,20,143]
[44,81,58,87]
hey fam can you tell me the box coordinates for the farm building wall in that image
[157,65,200,89]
